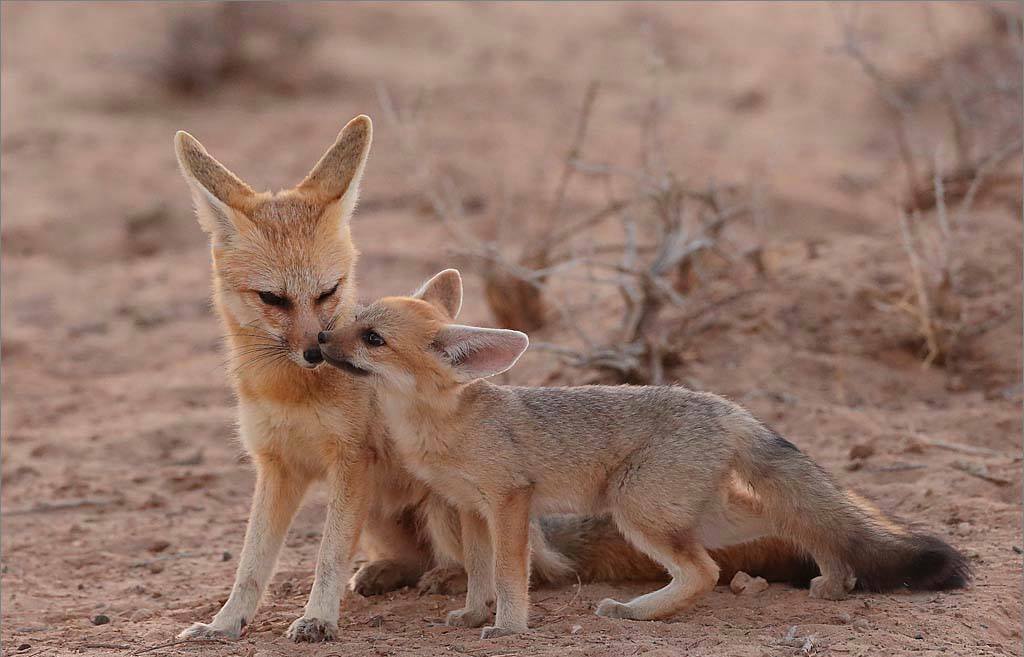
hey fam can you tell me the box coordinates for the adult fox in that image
[174,115,831,642]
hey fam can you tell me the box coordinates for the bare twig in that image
[2,497,116,516]
[916,437,1008,458]
[130,637,229,655]
[951,460,1011,486]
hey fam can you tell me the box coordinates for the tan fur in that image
[321,270,967,637]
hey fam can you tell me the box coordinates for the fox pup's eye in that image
[257,291,290,308]
[362,330,386,347]
[316,283,339,304]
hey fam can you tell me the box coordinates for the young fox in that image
[319,269,969,638]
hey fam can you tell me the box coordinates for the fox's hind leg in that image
[596,519,718,621]
[350,506,430,597]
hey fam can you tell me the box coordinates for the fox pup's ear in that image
[174,131,257,242]
[297,115,372,223]
[413,269,463,320]
[432,324,528,383]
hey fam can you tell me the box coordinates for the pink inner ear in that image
[437,325,528,381]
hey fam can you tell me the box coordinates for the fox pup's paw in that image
[285,616,338,642]
[446,607,491,628]
[481,625,523,639]
[595,598,637,620]
[808,574,856,601]
[417,565,468,595]
[350,559,419,597]
[178,620,243,641]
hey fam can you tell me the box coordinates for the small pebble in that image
[147,563,164,574]
[221,551,232,562]
[730,571,769,596]
[836,612,852,625]
[1012,546,1022,555]
[848,444,875,460]
[17,644,30,652]
[147,539,171,554]
[570,624,583,635]
[92,614,110,626]
[914,632,924,640]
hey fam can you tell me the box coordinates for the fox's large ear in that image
[432,324,528,383]
[174,131,256,242]
[297,115,372,221]
[413,269,463,320]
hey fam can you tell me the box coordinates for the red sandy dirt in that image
[2,3,1021,656]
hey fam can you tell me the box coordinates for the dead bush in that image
[155,2,321,97]
[835,3,1022,367]
[378,84,759,383]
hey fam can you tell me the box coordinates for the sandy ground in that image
[2,3,1021,656]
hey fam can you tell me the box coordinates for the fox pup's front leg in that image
[179,454,310,640]
[286,452,372,642]
[445,509,494,629]
[481,489,532,639]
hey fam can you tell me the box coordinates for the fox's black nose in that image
[317,331,329,344]
[303,346,323,364]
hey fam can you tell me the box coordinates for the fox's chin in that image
[321,353,372,377]
[287,355,323,371]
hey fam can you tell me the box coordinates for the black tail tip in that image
[853,532,971,592]
[906,535,972,590]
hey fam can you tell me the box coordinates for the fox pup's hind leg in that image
[808,561,857,600]
[596,520,719,621]
[446,510,494,629]
[179,455,310,640]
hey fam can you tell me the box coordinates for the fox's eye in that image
[257,291,290,308]
[316,283,339,304]
[363,330,386,347]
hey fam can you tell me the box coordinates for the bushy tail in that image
[734,425,970,592]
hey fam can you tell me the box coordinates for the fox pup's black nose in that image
[303,346,323,364]
[317,331,329,344]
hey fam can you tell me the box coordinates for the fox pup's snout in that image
[317,329,371,376]
[321,270,530,390]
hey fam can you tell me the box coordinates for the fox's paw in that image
[417,565,468,595]
[351,559,419,597]
[595,598,636,620]
[446,606,491,628]
[285,616,338,642]
[808,574,856,601]
[178,620,243,641]
[481,625,524,639]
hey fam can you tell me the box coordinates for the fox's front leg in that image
[481,489,532,639]
[179,454,310,640]
[445,509,494,629]
[286,452,371,642]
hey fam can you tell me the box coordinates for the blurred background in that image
[2,3,1021,656]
